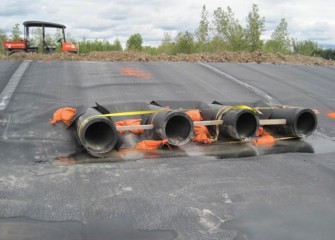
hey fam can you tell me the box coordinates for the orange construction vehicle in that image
[4,21,78,55]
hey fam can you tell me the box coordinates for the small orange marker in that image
[120,67,152,79]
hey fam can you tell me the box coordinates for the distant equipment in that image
[3,21,78,55]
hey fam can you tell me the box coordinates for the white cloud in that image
[1,0,334,47]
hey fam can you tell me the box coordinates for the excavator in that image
[3,21,78,55]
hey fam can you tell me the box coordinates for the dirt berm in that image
[1,51,334,66]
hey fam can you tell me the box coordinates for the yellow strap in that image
[229,105,260,113]
[100,109,167,117]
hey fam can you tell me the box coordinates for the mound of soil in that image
[1,51,334,66]
[0,54,7,60]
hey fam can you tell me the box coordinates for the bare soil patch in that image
[1,51,334,66]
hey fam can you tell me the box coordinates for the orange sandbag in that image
[194,125,209,136]
[135,139,169,150]
[186,110,213,143]
[253,127,276,145]
[192,126,213,144]
[253,134,276,145]
[192,132,213,144]
[186,110,203,121]
[255,127,265,137]
[50,107,76,126]
[115,119,144,135]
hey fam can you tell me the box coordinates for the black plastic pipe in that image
[259,107,317,138]
[75,108,119,156]
[148,106,194,146]
[200,103,259,140]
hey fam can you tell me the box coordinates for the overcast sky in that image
[1,0,335,47]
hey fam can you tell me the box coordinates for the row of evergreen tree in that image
[0,4,334,60]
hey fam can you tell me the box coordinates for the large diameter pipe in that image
[76,108,119,156]
[201,104,259,140]
[260,108,317,138]
[148,107,194,146]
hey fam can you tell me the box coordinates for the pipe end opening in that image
[165,115,193,146]
[236,112,258,138]
[296,111,317,137]
[84,121,117,153]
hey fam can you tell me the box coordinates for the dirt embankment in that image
[0,51,334,66]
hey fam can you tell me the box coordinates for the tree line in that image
[154,4,334,59]
[0,4,334,60]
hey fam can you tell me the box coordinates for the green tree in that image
[264,18,291,54]
[157,32,175,54]
[0,28,7,54]
[11,23,22,41]
[143,46,158,55]
[292,39,319,56]
[78,38,87,53]
[175,31,195,54]
[208,35,227,52]
[316,48,335,60]
[66,32,77,44]
[212,6,246,51]
[245,4,265,51]
[112,38,123,51]
[77,38,123,53]
[126,33,143,51]
[54,29,63,42]
[196,5,209,52]
[31,28,43,52]
[53,29,63,52]
[94,39,103,51]
[45,33,54,46]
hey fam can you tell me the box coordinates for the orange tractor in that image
[4,21,78,55]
